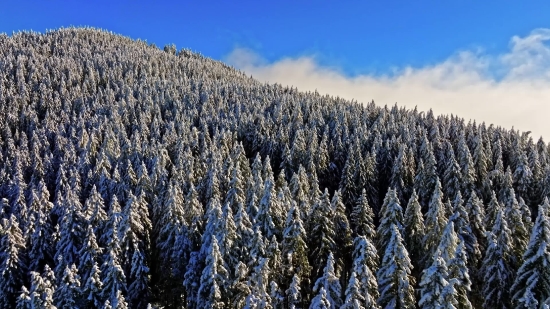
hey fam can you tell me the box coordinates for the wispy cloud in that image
[226,28,550,139]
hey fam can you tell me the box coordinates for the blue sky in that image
[2,1,548,75]
[2,1,550,137]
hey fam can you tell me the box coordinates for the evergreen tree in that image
[312,252,342,309]
[422,178,448,267]
[403,189,425,276]
[481,209,514,309]
[464,191,486,259]
[376,224,415,309]
[376,188,404,256]
[418,250,449,309]
[511,198,550,307]
[350,189,376,239]
[16,286,31,309]
[308,189,336,280]
[247,257,273,309]
[0,215,27,309]
[82,262,103,308]
[447,240,473,309]
[340,272,366,309]
[55,264,81,309]
[331,190,353,276]
[197,238,229,309]
[351,236,380,309]
[450,192,481,271]
[286,274,302,309]
[29,269,57,309]
[282,204,311,299]
[309,287,332,309]
[100,219,127,308]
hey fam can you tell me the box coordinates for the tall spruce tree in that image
[376,224,415,309]
[511,198,550,307]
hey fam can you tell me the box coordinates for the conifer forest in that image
[1,28,550,309]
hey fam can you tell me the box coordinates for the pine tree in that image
[418,250,449,309]
[422,178,448,267]
[197,238,229,309]
[442,142,463,203]
[16,286,31,309]
[255,176,282,240]
[501,171,530,271]
[350,189,376,239]
[54,264,81,309]
[376,224,415,309]
[511,198,550,307]
[484,191,501,229]
[376,188,404,256]
[309,287,332,309]
[82,262,103,308]
[100,219,127,308]
[450,192,481,271]
[312,252,342,309]
[351,235,379,309]
[464,191,486,258]
[282,204,311,298]
[29,269,57,309]
[331,190,353,276]
[340,272,366,309]
[247,257,273,309]
[286,274,302,309]
[481,209,514,309]
[403,189,425,276]
[308,189,336,280]
[0,215,27,309]
[447,240,473,309]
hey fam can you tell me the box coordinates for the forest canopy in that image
[0,28,550,308]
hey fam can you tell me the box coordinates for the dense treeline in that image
[0,28,549,308]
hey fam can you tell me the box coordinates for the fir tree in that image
[376,224,415,309]
[376,188,404,256]
[403,189,425,276]
[340,272,366,309]
[481,209,514,309]
[0,215,27,309]
[511,198,550,307]
[351,236,379,309]
[197,238,229,309]
[312,252,342,309]
[54,264,81,309]
[447,240,473,309]
[422,178,448,267]
[418,250,449,309]
[308,189,336,280]
[350,189,376,239]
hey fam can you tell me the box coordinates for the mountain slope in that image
[0,28,549,308]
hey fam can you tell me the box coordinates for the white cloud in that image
[226,28,550,140]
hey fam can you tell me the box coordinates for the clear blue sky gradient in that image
[1,1,550,76]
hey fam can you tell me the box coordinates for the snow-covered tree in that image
[447,240,472,309]
[312,252,342,309]
[511,198,550,307]
[418,250,449,309]
[54,264,81,309]
[0,215,27,309]
[376,188,404,256]
[197,238,229,309]
[403,189,425,276]
[350,189,376,239]
[351,236,379,309]
[377,224,415,309]
[308,189,336,280]
[422,178,448,267]
[481,209,514,309]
